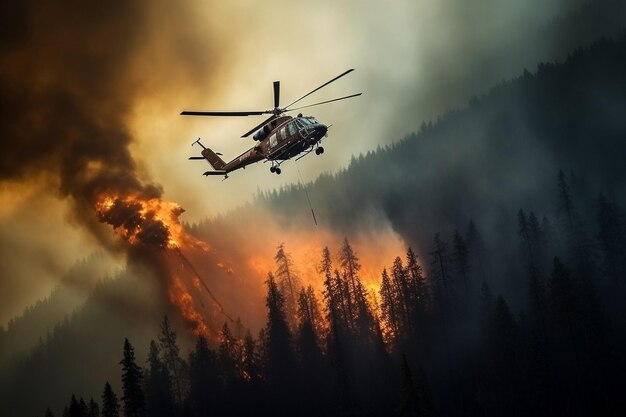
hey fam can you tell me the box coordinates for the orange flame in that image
[168,275,211,338]
[94,192,218,339]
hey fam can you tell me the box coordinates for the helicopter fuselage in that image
[201,114,328,176]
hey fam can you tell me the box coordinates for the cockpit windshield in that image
[297,117,317,127]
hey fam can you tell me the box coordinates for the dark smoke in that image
[0,0,214,245]
[0,0,225,332]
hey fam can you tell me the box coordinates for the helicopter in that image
[181,69,361,178]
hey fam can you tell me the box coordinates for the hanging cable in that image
[295,161,318,226]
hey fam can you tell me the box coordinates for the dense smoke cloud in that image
[0,0,231,322]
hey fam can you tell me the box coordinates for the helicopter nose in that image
[316,124,328,138]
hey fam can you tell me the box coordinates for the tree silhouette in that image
[264,273,297,413]
[63,395,89,417]
[241,330,260,384]
[452,230,470,294]
[119,338,146,417]
[274,243,300,328]
[217,322,238,388]
[188,335,219,417]
[391,256,411,335]
[380,268,400,342]
[88,398,99,417]
[101,382,120,417]
[429,233,453,313]
[157,316,185,404]
[145,340,175,417]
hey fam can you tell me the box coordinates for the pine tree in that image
[78,398,89,417]
[452,230,470,292]
[265,273,295,383]
[119,338,146,417]
[264,273,297,413]
[320,247,340,328]
[391,256,411,334]
[145,340,175,417]
[406,247,428,308]
[429,233,453,312]
[101,382,120,417]
[339,238,375,339]
[45,407,55,417]
[296,287,327,413]
[319,246,333,279]
[242,330,260,384]
[296,285,324,342]
[274,243,300,327]
[64,395,89,417]
[217,322,237,386]
[157,316,185,405]
[88,398,99,417]
[405,247,430,351]
[188,335,219,417]
[379,268,400,342]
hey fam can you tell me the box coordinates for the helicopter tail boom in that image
[201,147,226,171]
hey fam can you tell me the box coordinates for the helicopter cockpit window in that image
[288,121,297,136]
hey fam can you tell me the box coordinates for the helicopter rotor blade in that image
[284,69,355,110]
[180,110,270,116]
[273,81,280,109]
[286,93,362,112]
[241,114,277,138]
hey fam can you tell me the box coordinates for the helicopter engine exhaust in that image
[252,124,271,141]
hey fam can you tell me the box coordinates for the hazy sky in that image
[0,0,601,324]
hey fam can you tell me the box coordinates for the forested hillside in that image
[4,30,626,417]
[254,32,626,301]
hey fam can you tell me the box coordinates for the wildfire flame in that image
[168,275,211,337]
[94,194,186,249]
[92,192,410,342]
[94,192,220,339]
